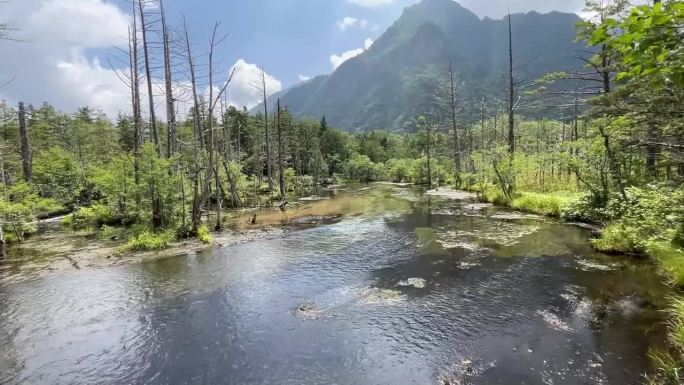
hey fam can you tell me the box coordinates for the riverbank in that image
[453,184,684,382]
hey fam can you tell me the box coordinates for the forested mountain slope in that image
[271,0,583,131]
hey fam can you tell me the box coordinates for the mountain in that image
[272,0,584,131]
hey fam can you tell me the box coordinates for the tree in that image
[137,0,160,156]
[17,102,32,182]
[160,0,177,158]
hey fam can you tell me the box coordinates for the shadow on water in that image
[0,185,672,384]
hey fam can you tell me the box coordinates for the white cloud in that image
[330,48,364,70]
[298,74,311,82]
[0,0,131,117]
[336,17,369,31]
[347,0,396,7]
[55,51,129,116]
[27,0,129,48]
[329,37,374,70]
[226,59,282,109]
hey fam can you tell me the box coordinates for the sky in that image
[0,0,596,118]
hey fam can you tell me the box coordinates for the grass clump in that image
[197,224,213,244]
[511,192,574,217]
[646,242,684,287]
[648,348,682,385]
[126,230,175,251]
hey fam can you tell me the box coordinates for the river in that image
[0,186,671,384]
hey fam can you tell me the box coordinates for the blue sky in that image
[162,0,411,84]
[0,0,592,117]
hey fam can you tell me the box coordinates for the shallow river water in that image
[0,186,672,384]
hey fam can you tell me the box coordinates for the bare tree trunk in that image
[0,224,6,258]
[505,11,516,197]
[260,68,273,201]
[138,0,160,156]
[598,43,626,200]
[160,0,177,158]
[277,99,286,200]
[128,13,143,210]
[183,18,203,233]
[507,13,515,157]
[18,102,32,182]
[208,27,217,230]
[448,62,461,183]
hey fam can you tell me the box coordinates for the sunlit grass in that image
[511,192,575,217]
[126,230,175,251]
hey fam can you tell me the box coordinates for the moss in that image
[197,224,213,244]
[126,230,175,251]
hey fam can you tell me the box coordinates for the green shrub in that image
[126,230,175,251]
[592,186,683,254]
[385,158,413,183]
[345,154,383,183]
[561,193,623,223]
[592,223,638,253]
[67,204,115,229]
[197,224,212,244]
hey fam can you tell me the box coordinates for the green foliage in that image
[32,146,82,203]
[90,155,136,215]
[66,204,115,229]
[385,158,413,183]
[197,224,212,244]
[345,154,383,183]
[592,186,683,254]
[126,230,175,252]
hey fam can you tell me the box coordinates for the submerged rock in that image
[575,259,617,271]
[294,301,322,319]
[289,214,343,225]
[397,277,426,289]
[356,287,406,305]
[425,188,477,200]
[537,309,573,332]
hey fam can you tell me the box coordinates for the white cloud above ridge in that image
[329,38,373,70]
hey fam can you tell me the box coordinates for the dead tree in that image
[18,102,32,182]
[128,9,143,209]
[506,12,515,158]
[447,62,462,183]
[183,17,203,233]
[137,0,160,156]
[160,0,177,158]
[277,98,286,201]
[258,68,274,200]
[206,23,234,230]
